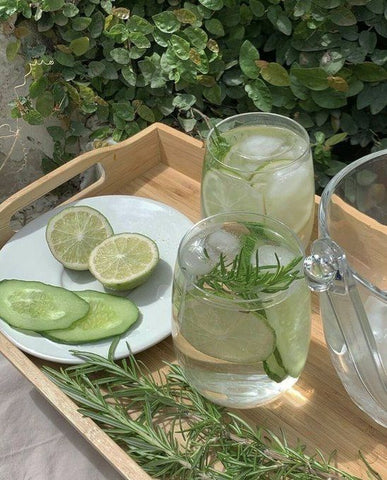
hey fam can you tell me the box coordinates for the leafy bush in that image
[1,0,386,187]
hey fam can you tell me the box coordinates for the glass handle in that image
[304,238,387,411]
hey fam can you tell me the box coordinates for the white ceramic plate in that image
[0,195,193,364]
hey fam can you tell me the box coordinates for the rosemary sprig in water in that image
[43,349,375,480]
[197,230,303,299]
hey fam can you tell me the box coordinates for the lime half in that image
[181,296,275,364]
[201,169,265,217]
[46,206,113,270]
[88,233,159,290]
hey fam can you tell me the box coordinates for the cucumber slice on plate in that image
[43,290,139,344]
[0,279,89,331]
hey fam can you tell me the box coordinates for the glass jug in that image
[304,149,386,427]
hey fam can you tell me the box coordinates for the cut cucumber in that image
[43,290,139,344]
[0,279,89,331]
[263,349,288,383]
[265,280,311,378]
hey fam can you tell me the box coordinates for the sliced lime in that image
[46,206,113,270]
[88,233,159,291]
[180,295,275,364]
[201,169,265,217]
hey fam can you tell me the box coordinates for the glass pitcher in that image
[304,149,386,427]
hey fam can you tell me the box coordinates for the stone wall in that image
[0,31,54,203]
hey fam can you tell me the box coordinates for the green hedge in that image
[1,0,387,187]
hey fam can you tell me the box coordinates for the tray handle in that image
[0,124,161,247]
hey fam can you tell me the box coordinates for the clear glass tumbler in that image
[172,212,311,408]
[201,112,315,247]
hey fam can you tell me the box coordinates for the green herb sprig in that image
[198,230,303,299]
[43,349,375,480]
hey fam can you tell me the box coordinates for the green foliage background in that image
[1,0,386,187]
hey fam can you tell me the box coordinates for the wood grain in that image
[0,123,385,479]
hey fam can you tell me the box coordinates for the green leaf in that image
[54,50,75,67]
[47,126,65,142]
[101,61,118,79]
[205,19,225,37]
[359,31,377,54]
[63,3,79,17]
[245,79,272,111]
[320,51,345,75]
[72,17,92,31]
[203,84,222,104]
[153,11,180,33]
[353,63,387,82]
[128,31,151,49]
[89,12,105,38]
[329,7,357,26]
[41,0,64,12]
[173,93,196,110]
[174,8,197,25]
[121,65,137,86]
[184,26,208,49]
[170,34,190,60]
[291,67,328,91]
[110,48,131,64]
[88,61,105,78]
[198,0,223,11]
[178,115,197,132]
[250,0,265,17]
[128,15,154,34]
[239,40,260,79]
[35,91,54,117]
[325,132,347,147]
[260,63,290,86]
[311,89,347,108]
[23,109,44,125]
[112,102,135,121]
[6,40,21,61]
[29,77,49,98]
[137,104,155,122]
[89,126,112,140]
[70,37,90,56]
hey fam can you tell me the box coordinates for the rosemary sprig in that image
[197,231,303,299]
[43,350,375,480]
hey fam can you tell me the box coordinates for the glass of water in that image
[172,212,311,408]
[201,112,315,247]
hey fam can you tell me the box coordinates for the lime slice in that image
[201,169,265,217]
[46,206,113,270]
[88,233,159,290]
[180,295,275,364]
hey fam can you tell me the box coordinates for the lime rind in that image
[46,205,113,270]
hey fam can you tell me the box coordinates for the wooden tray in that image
[0,123,385,479]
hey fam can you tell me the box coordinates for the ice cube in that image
[257,245,295,268]
[235,134,290,160]
[204,229,241,264]
[180,236,216,276]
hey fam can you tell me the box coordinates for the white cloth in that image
[0,354,124,480]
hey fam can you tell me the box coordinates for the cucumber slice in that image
[0,279,89,331]
[265,280,311,378]
[43,290,139,344]
[263,349,287,383]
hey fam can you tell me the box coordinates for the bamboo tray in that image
[0,123,385,479]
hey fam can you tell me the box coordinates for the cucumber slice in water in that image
[263,349,288,383]
[265,279,311,378]
[44,290,139,344]
[0,279,89,331]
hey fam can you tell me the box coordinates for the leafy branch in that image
[43,348,375,480]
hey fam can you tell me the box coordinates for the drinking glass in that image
[172,212,311,408]
[201,112,315,247]
[304,149,387,426]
